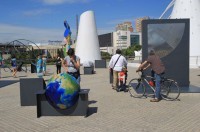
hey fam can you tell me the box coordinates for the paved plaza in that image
[0,65,200,132]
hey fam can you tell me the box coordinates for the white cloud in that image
[23,9,51,16]
[0,23,114,43]
[0,23,65,43]
[41,0,90,5]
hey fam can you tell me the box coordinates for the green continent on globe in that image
[45,73,80,109]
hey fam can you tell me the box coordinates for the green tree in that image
[133,44,142,51]
[121,46,135,57]
[121,44,141,57]
[101,51,111,60]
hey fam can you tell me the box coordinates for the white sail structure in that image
[75,10,101,64]
[160,0,200,67]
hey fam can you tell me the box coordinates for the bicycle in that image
[128,70,180,101]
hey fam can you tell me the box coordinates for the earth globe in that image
[45,73,80,109]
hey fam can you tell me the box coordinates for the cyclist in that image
[136,50,165,102]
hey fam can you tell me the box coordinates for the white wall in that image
[171,0,200,57]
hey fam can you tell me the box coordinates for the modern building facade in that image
[130,32,141,47]
[113,30,131,49]
[135,17,150,32]
[98,31,141,55]
[116,22,133,32]
[98,33,113,47]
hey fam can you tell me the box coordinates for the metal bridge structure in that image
[1,39,41,72]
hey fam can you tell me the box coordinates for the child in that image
[42,55,47,76]
[117,67,128,92]
[37,54,43,78]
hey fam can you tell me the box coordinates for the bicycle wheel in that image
[128,78,145,98]
[160,82,170,100]
[161,80,180,101]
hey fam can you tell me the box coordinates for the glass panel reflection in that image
[148,23,185,58]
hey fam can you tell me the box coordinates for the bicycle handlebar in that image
[136,69,145,77]
[136,69,154,80]
[136,68,143,73]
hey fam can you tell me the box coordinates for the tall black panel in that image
[142,19,190,87]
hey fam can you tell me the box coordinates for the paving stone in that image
[0,65,200,132]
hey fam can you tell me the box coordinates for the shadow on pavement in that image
[1,76,13,78]
[18,75,28,78]
[44,73,54,76]
[86,107,98,117]
[86,100,98,117]
[0,80,19,88]
[181,85,200,93]
[88,100,97,105]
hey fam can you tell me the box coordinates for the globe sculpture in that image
[45,73,80,109]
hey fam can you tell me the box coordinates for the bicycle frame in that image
[138,71,156,93]
[129,70,180,100]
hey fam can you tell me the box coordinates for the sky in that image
[0,0,172,43]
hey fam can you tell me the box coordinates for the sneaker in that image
[150,98,160,102]
[116,88,122,92]
[124,88,128,92]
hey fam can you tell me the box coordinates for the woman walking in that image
[11,54,17,78]
[56,54,62,74]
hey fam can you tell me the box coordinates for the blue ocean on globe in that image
[45,73,80,109]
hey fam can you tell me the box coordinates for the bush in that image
[121,44,141,57]
[101,51,111,60]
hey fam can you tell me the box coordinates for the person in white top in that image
[109,49,127,90]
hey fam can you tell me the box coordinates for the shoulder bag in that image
[110,55,121,75]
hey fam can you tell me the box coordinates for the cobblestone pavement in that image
[0,65,200,132]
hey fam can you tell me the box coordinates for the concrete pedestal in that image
[84,66,94,74]
[95,60,106,68]
[20,78,46,106]
[36,89,90,118]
